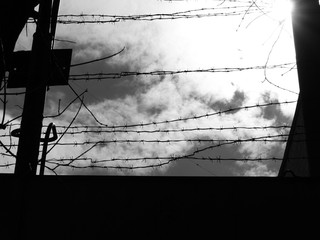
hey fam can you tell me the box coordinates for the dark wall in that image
[1,175,319,240]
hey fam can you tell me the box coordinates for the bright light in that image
[269,0,294,21]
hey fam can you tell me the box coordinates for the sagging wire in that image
[55,100,297,129]
[43,132,295,171]
[45,94,84,156]
[70,47,125,68]
[262,20,298,95]
[44,89,87,118]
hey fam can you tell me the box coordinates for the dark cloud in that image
[162,144,244,176]
[210,90,246,113]
[50,40,141,104]
[143,105,168,117]
[260,92,291,125]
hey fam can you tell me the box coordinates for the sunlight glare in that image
[269,0,293,21]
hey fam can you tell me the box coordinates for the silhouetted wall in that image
[0,175,319,240]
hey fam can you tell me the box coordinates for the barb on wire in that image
[59,100,296,129]
[69,63,295,81]
[56,6,265,24]
[42,134,289,147]
[45,124,292,136]
[0,133,291,148]
[0,124,295,138]
[43,132,301,171]
[46,155,285,171]
[47,155,284,165]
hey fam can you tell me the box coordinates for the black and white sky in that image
[0,0,299,176]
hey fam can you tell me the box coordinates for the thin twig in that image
[44,89,87,118]
[46,95,84,155]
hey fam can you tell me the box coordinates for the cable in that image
[69,63,296,81]
[70,47,125,68]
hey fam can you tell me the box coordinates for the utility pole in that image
[291,0,320,176]
[14,0,55,176]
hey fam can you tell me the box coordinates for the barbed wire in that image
[0,137,289,148]
[0,155,284,171]
[0,100,297,142]
[0,100,298,173]
[39,133,290,147]
[47,156,285,164]
[54,6,266,24]
[38,132,300,172]
[49,124,294,135]
[0,0,299,175]
[68,100,297,129]
[2,122,297,132]
[69,63,295,81]
[45,157,284,172]
[0,125,293,138]
[0,100,301,173]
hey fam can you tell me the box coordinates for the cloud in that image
[240,162,278,177]
[44,94,198,175]
[4,0,299,176]
[41,71,288,176]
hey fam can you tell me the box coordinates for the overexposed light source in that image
[269,0,294,21]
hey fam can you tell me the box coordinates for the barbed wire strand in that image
[0,1,299,175]
[44,133,298,171]
[46,124,293,135]
[0,134,292,148]
[55,6,265,24]
[62,100,297,129]
[0,124,293,139]
[68,63,295,81]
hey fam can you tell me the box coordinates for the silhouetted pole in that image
[14,0,53,176]
[291,0,320,176]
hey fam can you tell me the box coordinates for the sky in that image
[0,0,300,176]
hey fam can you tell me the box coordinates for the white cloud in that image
[5,0,299,175]
[41,72,288,175]
[241,162,278,177]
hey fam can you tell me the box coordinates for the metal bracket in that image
[11,123,58,175]
[40,123,57,175]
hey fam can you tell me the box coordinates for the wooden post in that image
[14,0,53,176]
